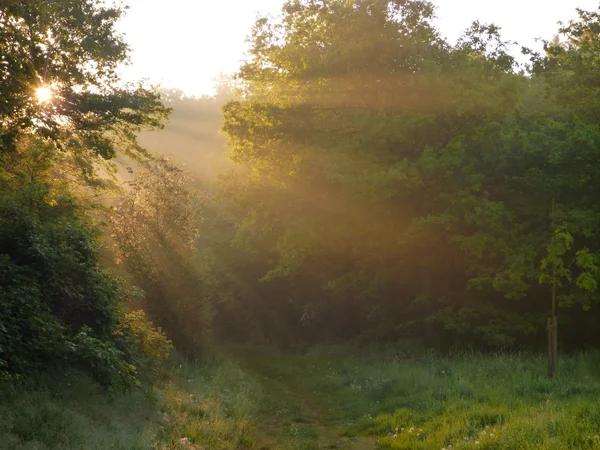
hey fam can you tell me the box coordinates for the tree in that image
[217,1,600,351]
[108,157,211,354]
[526,9,600,361]
[220,0,530,345]
[0,0,169,156]
[0,0,173,386]
[539,222,600,377]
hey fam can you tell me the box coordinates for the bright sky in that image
[117,0,600,97]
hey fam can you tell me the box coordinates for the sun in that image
[36,86,53,103]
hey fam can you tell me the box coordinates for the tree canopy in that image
[0,0,169,156]
[213,0,600,348]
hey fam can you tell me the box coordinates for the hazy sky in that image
[117,0,599,97]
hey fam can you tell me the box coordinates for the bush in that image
[113,309,173,382]
[0,142,171,387]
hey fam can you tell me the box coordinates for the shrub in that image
[0,142,171,387]
[113,308,173,382]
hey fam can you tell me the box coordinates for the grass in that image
[4,348,600,449]
[230,345,600,449]
[0,372,159,449]
[0,360,262,450]
[159,359,262,449]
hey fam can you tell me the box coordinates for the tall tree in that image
[220,0,529,345]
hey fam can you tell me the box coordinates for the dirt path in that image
[232,353,376,450]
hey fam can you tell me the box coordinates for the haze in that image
[9,0,600,448]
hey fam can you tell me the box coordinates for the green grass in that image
[230,345,600,449]
[159,359,262,449]
[0,360,262,450]
[4,348,600,449]
[0,373,160,449]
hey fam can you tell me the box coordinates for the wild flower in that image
[409,427,415,433]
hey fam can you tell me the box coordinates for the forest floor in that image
[4,347,600,449]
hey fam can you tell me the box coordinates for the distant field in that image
[3,348,600,449]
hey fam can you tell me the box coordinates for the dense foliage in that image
[5,0,600,389]
[0,0,172,386]
[0,0,169,157]
[212,0,600,349]
[0,141,171,385]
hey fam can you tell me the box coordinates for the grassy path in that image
[231,350,376,450]
[217,347,600,450]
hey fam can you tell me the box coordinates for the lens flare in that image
[36,86,53,103]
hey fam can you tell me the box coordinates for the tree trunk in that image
[548,239,558,379]
[547,316,557,378]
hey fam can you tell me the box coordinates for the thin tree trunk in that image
[547,318,553,378]
[552,316,558,376]
[547,316,558,378]
[548,198,558,379]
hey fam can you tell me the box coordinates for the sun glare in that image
[36,86,53,104]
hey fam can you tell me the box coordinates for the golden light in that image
[36,86,53,104]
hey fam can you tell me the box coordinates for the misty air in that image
[2,1,600,449]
